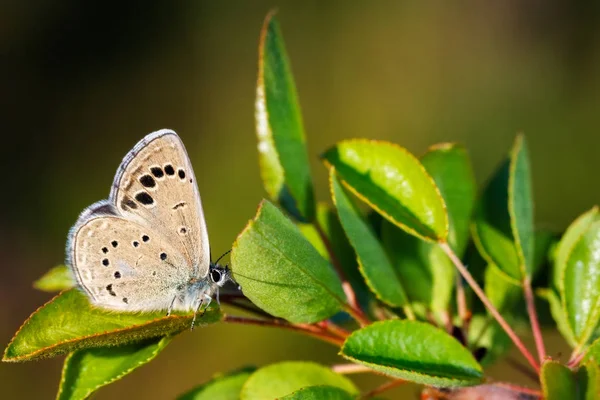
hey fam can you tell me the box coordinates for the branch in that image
[331,364,373,375]
[222,315,344,347]
[523,276,546,363]
[439,242,540,373]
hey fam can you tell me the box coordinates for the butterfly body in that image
[66,129,232,317]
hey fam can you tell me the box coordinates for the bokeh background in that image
[2,1,599,398]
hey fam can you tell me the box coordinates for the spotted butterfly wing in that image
[67,129,211,311]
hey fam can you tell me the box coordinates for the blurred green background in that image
[1,1,599,398]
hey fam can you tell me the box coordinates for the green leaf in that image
[256,12,315,221]
[563,220,600,345]
[340,320,483,387]
[421,143,476,255]
[508,135,535,276]
[240,361,358,400]
[537,289,577,348]
[281,385,355,400]
[330,169,408,307]
[33,265,74,292]
[231,200,345,324]
[3,289,221,362]
[541,361,580,400]
[177,367,256,400]
[583,337,600,365]
[301,203,371,307]
[322,139,448,242]
[554,207,599,292]
[57,336,172,400]
[578,361,600,400]
[380,220,454,311]
[472,158,521,280]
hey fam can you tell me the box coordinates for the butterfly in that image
[66,129,235,327]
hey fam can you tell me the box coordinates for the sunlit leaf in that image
[537,289,577,348]
[240,361,358,400]
[231,200,345,324]
[3,290,221,362]
[508,135,535,276]
[33,265,74,292]
[341,320,483,387]
[255,12,315,221]
[421,143,476,255]
[280,385,355,400]
[330,170,408,307]
[322,139,448,242]
[177,367,256,400]
[57,336,172,400]
[563,220,600,345]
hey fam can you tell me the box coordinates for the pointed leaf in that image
[231,200,345,324]
[256,12,315,221]
[57,336,172,400]
[472,158,522,280]
[583,337,600,365]
[298,203,371,308]
[33,265,74,292]
[421,143,476,255]
[381,220,454,311]
[541,361,578,400]
[508,135,535,276]
[3,289,221,362]
[281,385,355,400]
[322,139,448,242]
[554,207,599,291]
[563,220,600,345]
[240,361,358,400]
[330,169,408,307]
[340,320,483,387]
[177,367,256,400]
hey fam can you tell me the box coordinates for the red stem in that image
[360,379,406,399]
[223,315,344,346]
[439,242,540,373]
[524,276,546,363]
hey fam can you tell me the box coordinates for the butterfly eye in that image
[210,269,222,283]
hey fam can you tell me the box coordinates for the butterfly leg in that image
[191,297,203,331]
[167,295,177,316]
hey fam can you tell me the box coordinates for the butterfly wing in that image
[68,202,191,311]
[66,129,210,311]
[109,129,210,278]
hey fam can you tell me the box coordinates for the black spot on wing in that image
[140,175,156,188]
[135,192,154,206]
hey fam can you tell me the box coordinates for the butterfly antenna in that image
[214,249,232,265]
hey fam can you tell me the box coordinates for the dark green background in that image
[1,1,598,398]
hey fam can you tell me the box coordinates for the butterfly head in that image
[208,264,236,288]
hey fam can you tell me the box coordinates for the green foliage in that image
[5,11,600,400]
[231,200,345,323]
[330,169,408,308]
[322,139,448,242]
[57,336,172,400]
[177,367,256,400]
[340,320,483,387]
[3,289,220,362]
[33,265,74,292]
[255,12,315,221]
[240,362,358,399]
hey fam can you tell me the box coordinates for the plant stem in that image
[360,379,406,399]
[402,305,416,320]
[331,364,373,374]
[318,320,350,339]
[222,315,344,346]
[568,349,586,368]
[455,270,470,331]
[524,276,546,363]
[314,221,370,327]
[439,242,540,373]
